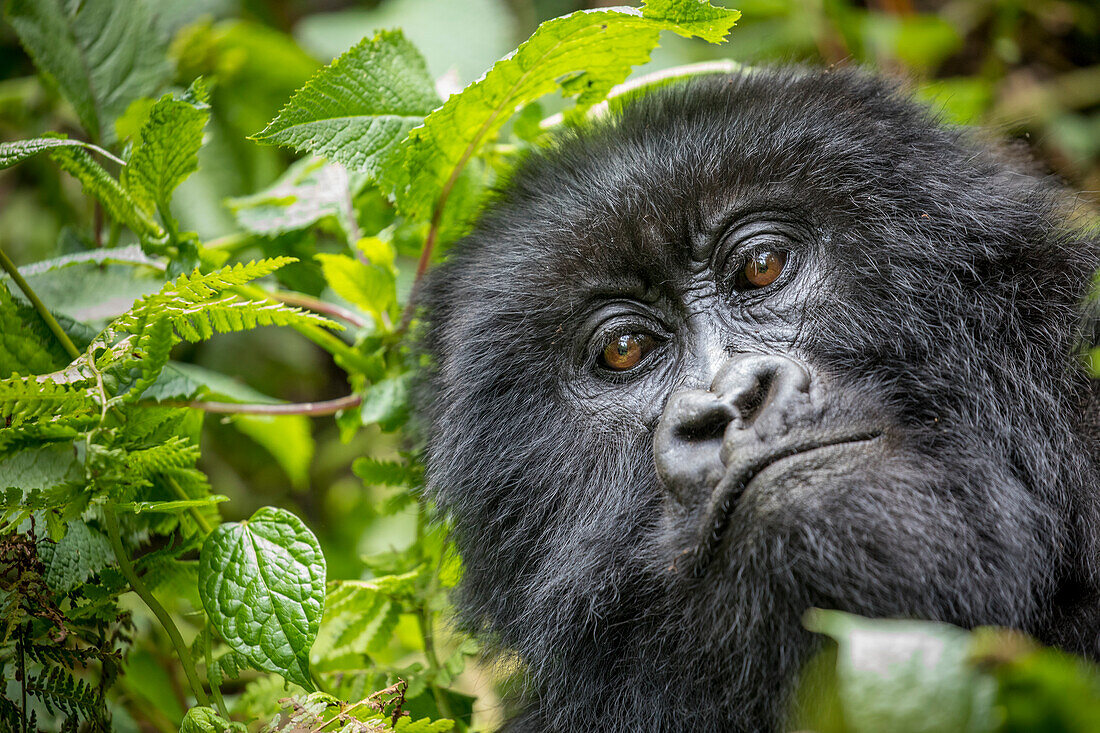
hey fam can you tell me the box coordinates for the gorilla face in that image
[416,69,1100,731]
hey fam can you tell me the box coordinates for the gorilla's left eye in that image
[600,333,657,371]
[735,250,788,291]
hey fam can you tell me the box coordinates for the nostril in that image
[675,405,732,443]
[732,373,773,425]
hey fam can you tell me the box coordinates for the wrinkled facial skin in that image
[415,69,1100,732]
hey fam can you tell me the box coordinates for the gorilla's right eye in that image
[734,249,789,291]
[599,333,656,371]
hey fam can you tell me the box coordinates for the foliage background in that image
[0,0,1098,731]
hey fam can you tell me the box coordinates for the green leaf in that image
[6,0,170,144]
[388,0,739,221]
[252,29,440,177]
[352,456,416,487]
[0,281,70,378]
[316,253,396,320]
[0,136,125,169]
[803,610,997,733]
[0,445,82,509]
[359,374,410,430]
[116,496,229,514]
[38,521,115,593]
[394,718,454,733]
[48,147,165,242]
[199,506,326,690]
[641,0,742,43]
[121,84,212,217]
[14,245,162,277]
[227,157,368,240]
[180,706,248,733]
[0,376,96,427]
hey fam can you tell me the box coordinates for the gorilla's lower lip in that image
[695,432,883,556]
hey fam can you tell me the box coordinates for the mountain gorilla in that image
[413,68,1100,731]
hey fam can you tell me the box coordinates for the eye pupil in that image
[740,250,787,289]
[601,334,653,371]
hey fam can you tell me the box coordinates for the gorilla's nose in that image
[653,354,812,505]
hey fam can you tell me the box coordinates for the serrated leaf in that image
[227,157,368,239]
[38,521,115,593]
[0,281,70,377]
[47,146,165,242]
[0,136,125,169]
[316,253,396,320]
[388,0,739,221]
[641,0,741,43]
[0,445,82,509]
[252,29,440,177]
[199,506,326,690]
[121,86,211,217]
[6,0,170,144]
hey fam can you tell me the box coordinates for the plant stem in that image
[416,607,456,723]
[103,508,211,708]
[155,393,362,416]
[165,474,214,535]
[204,626,231,720]
[0,245,80,360]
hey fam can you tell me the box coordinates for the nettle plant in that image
[0,1,741,730]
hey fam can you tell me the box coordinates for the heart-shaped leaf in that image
[199,506,326,689]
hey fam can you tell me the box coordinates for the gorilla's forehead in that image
[470,67,956,290]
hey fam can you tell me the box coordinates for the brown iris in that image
[737,250,788,290]
[601,333,655,371]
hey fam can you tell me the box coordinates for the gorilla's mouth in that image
[695,432,883,558]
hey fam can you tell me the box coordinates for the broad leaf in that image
[122,84,212,217]
[227,157,368,240]
[388,0,740,221]
[199,507,326,689]
[252,30,440,177]
[803,610,997,733]
[315,253,396,320]
[6,0,170,144]
[38,521,115,593]
[0,136,124,169]
[15,245,162,277]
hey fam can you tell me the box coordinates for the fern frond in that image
[0,422,80,459]
[0,376,96,427]
[165,258,297,301]
[208,649,250,689]
[352,457,419,487]
[26,666,108,728]
[165,296,335,341]
[125,436,199,476]
[122,318,177,402]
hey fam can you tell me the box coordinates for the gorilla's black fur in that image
[414,68,1100,731]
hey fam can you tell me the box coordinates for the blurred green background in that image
[1,1,1097,728]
